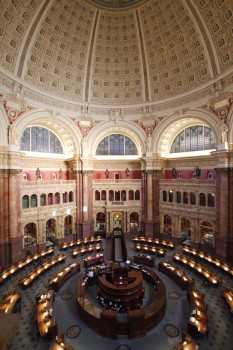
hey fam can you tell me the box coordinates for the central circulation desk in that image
[76,262,166,339]
[98,269,144,309]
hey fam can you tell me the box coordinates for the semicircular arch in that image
[88,120,146,157]
[13,110,82,155]
[154,109,221,155]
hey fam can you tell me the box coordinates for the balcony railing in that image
[21,180,75,187]
[93,179,141,184]
[160,179,215,185]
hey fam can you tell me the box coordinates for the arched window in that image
[168,191,173,202]
[183,192,188,204]
[207,193,215,207]
[31,194,37,207]
[199,193,206,206]
[22,195,29,209]
[20,126,63,153]
[24,223,37,247]
[96,212,106,231]
[115,190,120,201]
[135,190,140,200]
[176,191,181,203]
[101,190,106,201]
[95,190,100,201]
[109,190,114,201]
[200,221,214,246]
[48,193,53,205]
[162,190,167,202]
[54,192,60,204]
[190,192,196,205]
[22,173,28,180]
[130,212,139,231]
[96,134,138,155]
[63,192,68,203]
[40,194,46,206]
[129,190,134,200]
[121,190,126,201]
[171,126,216,153]
[69,191,74,202]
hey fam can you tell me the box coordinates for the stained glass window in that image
[96,134,138,155]
[20,126,63,154]
[171,126,216,153]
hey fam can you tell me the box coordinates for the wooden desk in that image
[37,290,57,340]
[133,236,175,249]
[175,332,199,350]
[83,254,105,268]
[222,289,233,314]
[158,261,193,290]
[59,240,81,250]
[98,270,144,309]
[49,333,74,350]
[0,291,21,313]
[60,237,103,252]
[18,254,66,288]
[134,244,165,257]
[173,253,222,286]
[182,247,233,277]
[0,247,54,285]
[76,262,166,339]
[48,262,80,291]
[134,254,155,267]
[188,289,208,338]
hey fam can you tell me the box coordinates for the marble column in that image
[215,167,232,262]
[8,169,22,262]
[0,170,10,265]
[146,170,153,221]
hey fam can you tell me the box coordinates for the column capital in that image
[0,169,22,176]
[215,167,231,175]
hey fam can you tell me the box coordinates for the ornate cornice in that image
[0,169,22,176]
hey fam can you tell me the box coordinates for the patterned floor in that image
[1,235,233,350]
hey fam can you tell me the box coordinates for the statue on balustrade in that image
[172,167,177,178]
[194,166,201,178]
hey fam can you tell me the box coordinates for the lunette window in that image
[20,126,63,153]
[171,126,216,153]
[96,134,138,155]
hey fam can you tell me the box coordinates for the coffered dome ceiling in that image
[0,0,232,116]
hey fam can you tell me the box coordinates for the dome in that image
[0,0,232,117]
